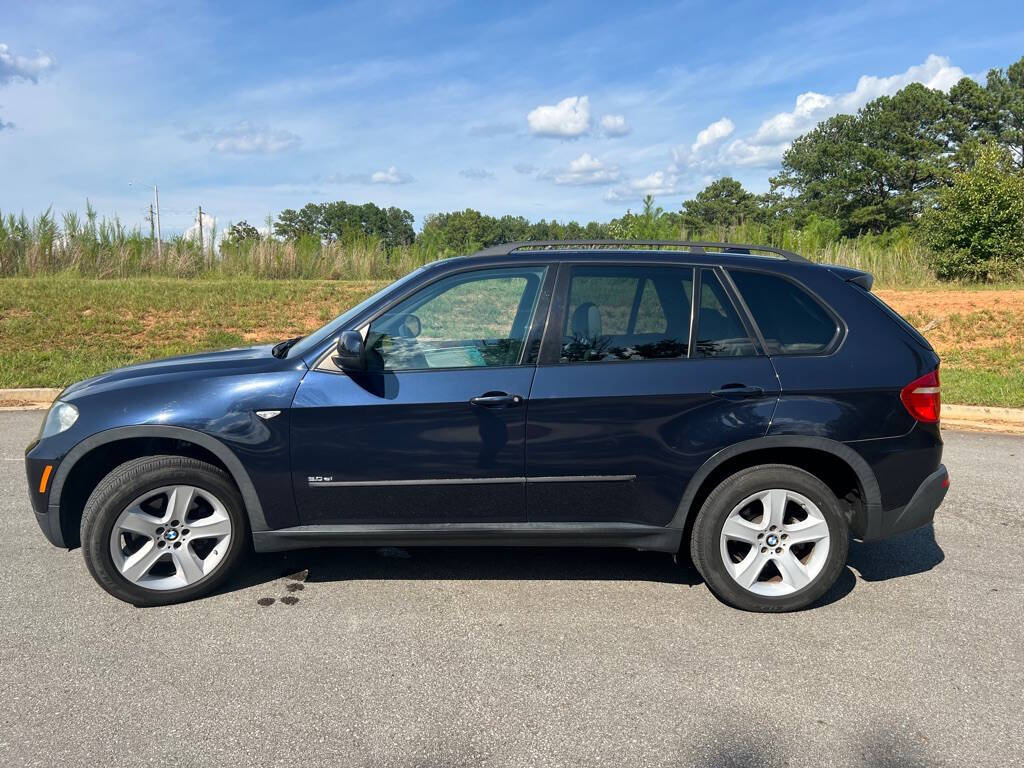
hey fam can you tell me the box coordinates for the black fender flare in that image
[48,425,270,535]
[668,435,882,535]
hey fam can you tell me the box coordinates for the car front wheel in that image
[80,455,247,606]
[689,464,849,612]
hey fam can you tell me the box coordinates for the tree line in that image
[224,54,1024,281]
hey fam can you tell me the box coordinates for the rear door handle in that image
[711,385,765,399]
[470,392,523,408]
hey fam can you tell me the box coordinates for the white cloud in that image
[603,187,631,203]
[675,54,970,174]
[751,54,968,145]
[604,169,681,203]
[839,53,966,108]
[630,170,677,195]
[371,165,414,184]
[691,117,734,153]
[527,96,591,138]
[459,167,494,179]
[323,166,414,184]
[184,121,302,154]
[718,139,791,168]
[542,152,620,185]
[184,211,217,249]
[0,43,56,85]
[0,43,56,129]
[599,114,631,137]
[751,92,831,144]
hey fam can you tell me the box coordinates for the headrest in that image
[571,301,602,339]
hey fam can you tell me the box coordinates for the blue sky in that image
[2,0,1023,238]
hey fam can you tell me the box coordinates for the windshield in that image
[281,267,429,360]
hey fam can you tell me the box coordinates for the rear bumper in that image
[863,464,948,541]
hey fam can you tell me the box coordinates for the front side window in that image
[729,270,839,355]
[559,266,693,363]
[366,267,546,370]
[694,269,757,358]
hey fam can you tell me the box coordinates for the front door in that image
[291,265,550,525]
[526,264,779,527]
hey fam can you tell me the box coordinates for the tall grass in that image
[0,204,1002,288]
[1,203,212,278]
[682,221,940,287]
[0,205,443,280]
[216,234,440,280]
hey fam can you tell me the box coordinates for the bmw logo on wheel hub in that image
[165,529,179,541]
[765,533,779,547]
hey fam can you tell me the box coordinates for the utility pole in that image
[146,204,155,240]
[154,185,162,260]
[198,205,204,253]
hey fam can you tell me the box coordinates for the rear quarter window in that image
[857,286,934,352]
[729,270,840,355]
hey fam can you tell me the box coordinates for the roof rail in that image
[470,239,807,262]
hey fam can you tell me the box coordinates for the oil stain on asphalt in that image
[256,569,308,606]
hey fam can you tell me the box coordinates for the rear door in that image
[525,263,779,527]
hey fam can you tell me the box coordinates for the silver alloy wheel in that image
[109,485,233,591]
[719,488,831,596]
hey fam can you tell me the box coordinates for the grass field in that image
[1,277,1022,407]
[876,289,1024,408]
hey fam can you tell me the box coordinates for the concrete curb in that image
[2,388,1022,433]
[0,388,62,411]
[941,404,1024,435]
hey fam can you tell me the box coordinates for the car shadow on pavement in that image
[696,723,940,767]
[215,523,943,607]
[815,523,944,608]
[847,523,945,582]
[221,545,705,599]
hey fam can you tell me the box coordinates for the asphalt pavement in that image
[0,409,1021,767]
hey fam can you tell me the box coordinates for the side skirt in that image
[252,522,681,554]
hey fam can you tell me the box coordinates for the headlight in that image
[40,401,79,439]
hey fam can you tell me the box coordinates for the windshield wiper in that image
[271,336,303,358]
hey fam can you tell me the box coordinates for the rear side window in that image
[559,265,693,363]
[730,270,839,355]
[694,270,757,358]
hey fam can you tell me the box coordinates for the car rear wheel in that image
[689,464,849,612]
[81,456,247,606]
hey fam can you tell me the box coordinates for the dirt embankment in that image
[876,289,1024,356]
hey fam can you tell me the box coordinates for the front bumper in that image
[866,464,949,540]
[25,439,70,548]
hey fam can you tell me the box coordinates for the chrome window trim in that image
[307,474,637,487]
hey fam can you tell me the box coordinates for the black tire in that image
[689,464,849,612]
[80,455,248,607]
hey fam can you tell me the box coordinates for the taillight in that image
[901,369,941,423]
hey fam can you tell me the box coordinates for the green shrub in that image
[924,145,1024,280]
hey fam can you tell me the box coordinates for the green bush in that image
[924,145,1024,280]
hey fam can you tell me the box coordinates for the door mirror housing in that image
[334,330,366,372]
[396,313,421,339]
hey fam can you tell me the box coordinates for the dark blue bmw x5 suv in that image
[25,241,949,611]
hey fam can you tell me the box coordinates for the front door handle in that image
[470,392,523,408]
[711,385,765,399]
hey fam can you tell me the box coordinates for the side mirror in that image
[397,313,421,339]
[334,330,366,372]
